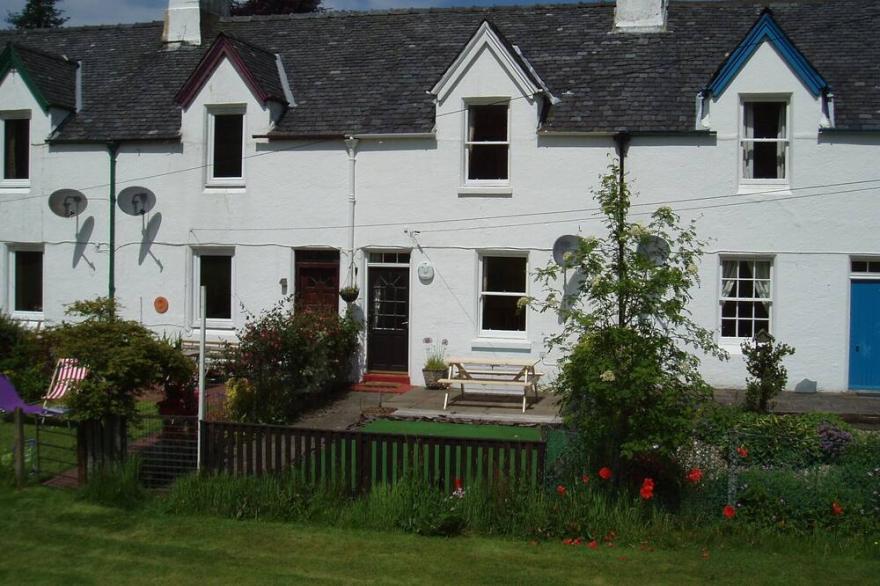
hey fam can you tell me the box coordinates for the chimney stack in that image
[163,0,230,46]
[615,0,668,33]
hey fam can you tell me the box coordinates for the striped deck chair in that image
[44,358,89,404]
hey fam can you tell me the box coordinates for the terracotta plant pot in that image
[422,368,448,390]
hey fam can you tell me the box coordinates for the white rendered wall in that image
[2,41,879,391]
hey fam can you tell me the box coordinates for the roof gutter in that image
[254,131,436,141]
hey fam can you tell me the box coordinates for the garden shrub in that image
[741,333,795,413]
[50,297,196,420]
[0,312,53,403]
[534,164,726,490]
[223,302,361,423]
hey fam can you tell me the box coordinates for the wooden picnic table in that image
[438,356,543,413]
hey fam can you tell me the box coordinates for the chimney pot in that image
[615,0,668,33]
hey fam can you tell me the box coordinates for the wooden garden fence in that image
[201,421,546,493]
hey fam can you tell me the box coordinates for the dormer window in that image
[466,103,509,183]
[742,101,788,182]
[3,114,29,181]
[207,106,245,186]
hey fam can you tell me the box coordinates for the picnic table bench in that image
[438,356,543,413]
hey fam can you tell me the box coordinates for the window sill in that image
[737,183,790,196]
[11,312,44,326]
[203,186,246,195]
[0,183,30,194]
[192,322,235,332]
[470,337,532,352]
[458,186,513,198]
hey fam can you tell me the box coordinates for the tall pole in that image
[197,285,207,470]
[107,142,119,299]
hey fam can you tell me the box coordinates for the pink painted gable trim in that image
[174,34,272,108]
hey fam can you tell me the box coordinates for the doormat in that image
[350,380,412,394]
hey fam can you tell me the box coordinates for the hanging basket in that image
[339,286,360,303]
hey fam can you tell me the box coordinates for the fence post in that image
[14,408,25,488]
[356,433,368,493]
[77,421,87,485]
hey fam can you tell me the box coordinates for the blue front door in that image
[849,280,880,390]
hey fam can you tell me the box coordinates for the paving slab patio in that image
[292,386,562,431]
[290,385,880,431]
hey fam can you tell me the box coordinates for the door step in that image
[351,372,412,394]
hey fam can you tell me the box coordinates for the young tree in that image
[6,0,68,29]
[230,0,322,16]
[534,163,727,479]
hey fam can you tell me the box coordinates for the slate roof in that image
[5,43,77,110]
[176,33,288,107]
[0,0,877,142]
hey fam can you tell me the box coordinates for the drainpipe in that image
[107,142,119,299]
[613,132,630,328]
[344,137,359,287]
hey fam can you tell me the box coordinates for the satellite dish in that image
[552,235,581,267]
[48,189,88,218]
[636,235,671,267]
[117,186,156,216]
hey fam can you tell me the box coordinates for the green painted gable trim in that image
[0,44,51,112]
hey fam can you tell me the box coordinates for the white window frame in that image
[8,244,44,320]
[192,247,235,329]
[1,110,32,188]
[719,257,774,342]
[739,96,790,187]
[205,105,246,188]
[463,99,510,188]
[850,258,880,278]
[477,251,528,339]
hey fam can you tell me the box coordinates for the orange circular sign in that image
[154,296,169,314]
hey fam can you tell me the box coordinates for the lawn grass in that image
[361,419,542,441]
[0,485,877,584]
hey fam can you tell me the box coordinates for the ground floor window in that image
[13,248,42,313]
[480,254,527,335]
[194,250,233,321]
[294,249,339,313]
[720,258,772,338]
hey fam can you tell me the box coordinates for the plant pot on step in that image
[422,368,448,390]
[339,286,360,303]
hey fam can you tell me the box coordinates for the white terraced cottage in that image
[1,0,879,392]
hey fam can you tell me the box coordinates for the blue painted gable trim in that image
[708,11,828,97]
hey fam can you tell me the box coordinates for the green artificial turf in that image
[1,485,878,585]
[361,419,542,441]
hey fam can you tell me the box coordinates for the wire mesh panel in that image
[128,415,197,488]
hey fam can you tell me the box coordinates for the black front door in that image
[367,267,409,371]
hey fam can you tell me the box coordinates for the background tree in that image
[6,0,67,30]
[231,0,321,16]
[534,163,727,487]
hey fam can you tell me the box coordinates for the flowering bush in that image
[224,301,361,423]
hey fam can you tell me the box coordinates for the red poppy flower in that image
[556,484,567,496]
[581,473,591,485]
[598,467,613,480]
[831,501,844,516]
[587,540,598,550]
[640,477,655,500]
[686,468,703,484]
[723,505,736,519]
[454,478,463,492]
[736,446,749,458]
[562,538,573,545]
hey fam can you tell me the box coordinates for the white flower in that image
[628,223,649,238]
[516,296,530,310]
[590,275,602,288]
[687,263,699,275]
[600,370,616,382]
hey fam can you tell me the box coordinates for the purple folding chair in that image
[0,374,54,416]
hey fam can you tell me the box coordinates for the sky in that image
[3,0,595,27]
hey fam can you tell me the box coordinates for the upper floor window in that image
[466,104,508,183]
[3,115,29,181]
[207,107,245,185]
[742,101,787,182]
